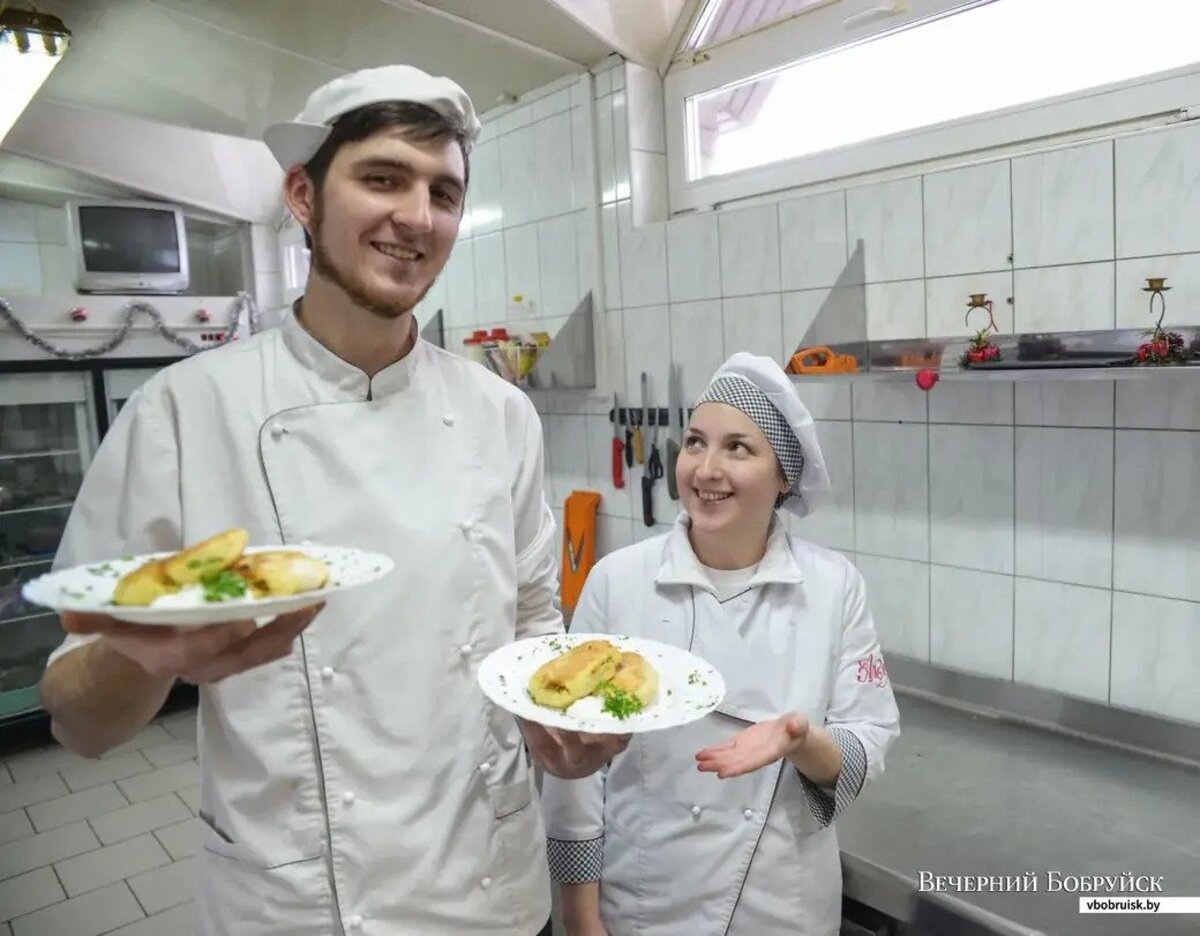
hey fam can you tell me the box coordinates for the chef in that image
[541,353,901,936]
[38,65,627,935]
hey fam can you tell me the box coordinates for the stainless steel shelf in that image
[791,363,1200,385]
[787,326,1200,386]
[0,449,79,463]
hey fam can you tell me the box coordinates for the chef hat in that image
[693,353,832,518]
[264,65,482,170]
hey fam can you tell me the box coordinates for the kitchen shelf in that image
[787,326,1200,386]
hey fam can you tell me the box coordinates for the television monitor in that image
[67,199,189,294]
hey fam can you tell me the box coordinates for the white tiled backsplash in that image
[468,62,1200,730]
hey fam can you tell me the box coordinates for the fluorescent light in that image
[0,8,71,147]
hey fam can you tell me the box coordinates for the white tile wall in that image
[722,294,782,362]
[1013,578,1111,703]
[922,160,1012,277]
[1011,141,1114,268]
[669,300,724,401]
[666,213,721,303]
[852,422,929,562]
[855,554,930,660]
[929,565,1014,680]
[865,280,925,341]
[1014,427,1114,589]
[845,177,924,283]
[779,191,847,291]
[1111,592,1200,724]
[1013,262,1115,332]
[717,204,781,297]
[1113,430,1200,604]
[925,271,1012,339]
[1115,122,1200,258]
[928,425,1015,575]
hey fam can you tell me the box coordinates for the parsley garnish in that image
[594,681,644,720]
[200,570,248,603]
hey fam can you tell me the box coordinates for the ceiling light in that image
[0,6,71,147]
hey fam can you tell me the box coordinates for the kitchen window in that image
[666,0,1200,211]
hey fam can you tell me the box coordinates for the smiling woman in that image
[541,352,900,936]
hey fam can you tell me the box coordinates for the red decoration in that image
[915,369,940,391]
[194,308,211,323]
[960,294,1000,367]
[69,306,87,323]
[1136,278,1190,366]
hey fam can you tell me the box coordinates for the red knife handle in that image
[612,437,626,489]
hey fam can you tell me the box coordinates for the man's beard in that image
[308,207,434,321]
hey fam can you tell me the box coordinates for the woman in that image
[540,353,900,936]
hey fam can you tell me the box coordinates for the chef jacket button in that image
[343,791,356,806]
[479,762,492,774]
[443,414,455,426]
[459,643,473,657]
[347,915,363,929]
[480,877,493,890]
[270,425,285,441]
[690,805,701,817]
[743,808,754,820]
[460,520,474,534]
[320,666,334,681]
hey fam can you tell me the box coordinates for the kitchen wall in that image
[417,74,600,351]
[0,196,246,298]
[461,61,1200,730]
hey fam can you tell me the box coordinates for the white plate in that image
[477,632,725,733]
[20,544,394,627]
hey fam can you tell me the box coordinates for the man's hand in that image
[695,712,810,779]
[518,718,630,779]
[60,605,323,685]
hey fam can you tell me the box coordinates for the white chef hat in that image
[693,352,832,518]
[263,64,482,171]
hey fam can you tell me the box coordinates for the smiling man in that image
[38,66,626,935]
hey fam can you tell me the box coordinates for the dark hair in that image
[300,101,472,249]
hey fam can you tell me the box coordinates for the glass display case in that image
[0,372,98,718]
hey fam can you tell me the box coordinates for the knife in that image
[611,392,625,489]
[665,364,682,500]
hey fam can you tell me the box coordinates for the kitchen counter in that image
[836,693,1200,935]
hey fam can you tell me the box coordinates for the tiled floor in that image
[0,709,199,936]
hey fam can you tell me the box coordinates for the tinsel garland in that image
[0,292,260,360]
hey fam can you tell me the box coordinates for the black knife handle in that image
[625,429,634,468]
[641,475,654,527]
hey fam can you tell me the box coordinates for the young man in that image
[39,65,626,935]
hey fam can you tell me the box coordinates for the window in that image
[666,0,1200,211]
[684,0,829,51]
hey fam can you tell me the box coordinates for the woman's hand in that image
[695,712,809,779]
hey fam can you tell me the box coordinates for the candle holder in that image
[1136,278,1188,365]
[960,293,1001,366]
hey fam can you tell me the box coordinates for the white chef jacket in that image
[45,308,562,935]
[540,515,900,936]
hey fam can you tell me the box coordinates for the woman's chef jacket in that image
[541,515,900,935]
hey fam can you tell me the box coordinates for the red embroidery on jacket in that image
[856,653,889,688]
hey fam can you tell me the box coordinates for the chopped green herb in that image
[594,681,644,720]
[200,570,248,603]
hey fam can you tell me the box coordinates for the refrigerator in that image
[0,292,244,743]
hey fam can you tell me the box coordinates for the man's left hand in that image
[519,718,630,779]
[695,712,810,779]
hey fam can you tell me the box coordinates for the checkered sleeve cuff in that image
[547,836,604,884]
[796,726,869,828]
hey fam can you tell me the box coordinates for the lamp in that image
[0,5,71,147]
